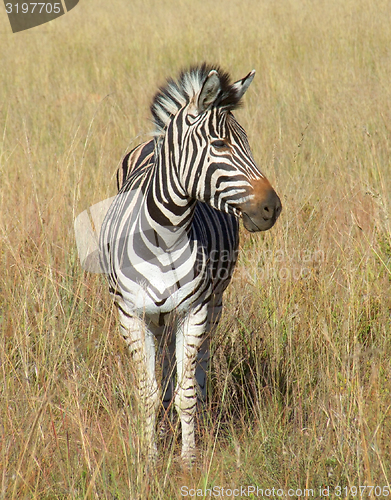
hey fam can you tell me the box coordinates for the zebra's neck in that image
[144,142,196,251]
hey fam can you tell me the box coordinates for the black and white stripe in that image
[99,64,281,462]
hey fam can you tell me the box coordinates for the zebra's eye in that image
[211,140,228,149]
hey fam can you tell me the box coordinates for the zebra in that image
[99,64,282,463]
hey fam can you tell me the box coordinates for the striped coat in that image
[99,64,281,462]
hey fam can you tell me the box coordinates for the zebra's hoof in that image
[181,450,197,468]
[147,443,158,463]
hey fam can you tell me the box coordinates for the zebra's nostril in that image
[262,204,273,219]
[262,192,282,220]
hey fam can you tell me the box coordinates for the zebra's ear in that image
[231,70,256,100]
[197,70,221,114]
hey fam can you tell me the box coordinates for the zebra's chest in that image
[101,186,239,321]
[119,269,203,319]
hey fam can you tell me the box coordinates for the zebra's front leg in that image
[118,309,159,460]
[174,306,208,464]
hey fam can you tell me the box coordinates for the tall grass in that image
[1,0,391,497]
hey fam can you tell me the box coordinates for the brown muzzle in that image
[240,177,282,232]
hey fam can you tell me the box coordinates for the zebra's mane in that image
[150,64,243,139]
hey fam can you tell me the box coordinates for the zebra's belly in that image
[114,263,208,324]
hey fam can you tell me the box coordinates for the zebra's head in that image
[151,64,282,232]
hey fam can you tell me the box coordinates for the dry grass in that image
[1,0,391,498]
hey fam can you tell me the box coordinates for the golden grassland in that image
[1,0,391,497]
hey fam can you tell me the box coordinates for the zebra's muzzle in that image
[241,179,282,232]
[242,211,279,232]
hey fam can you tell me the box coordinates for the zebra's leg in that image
[161,326,176,412]
[195,336,210,403]
[118,308,159,459]
[174,305,208,463]
[195,300,222,403]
